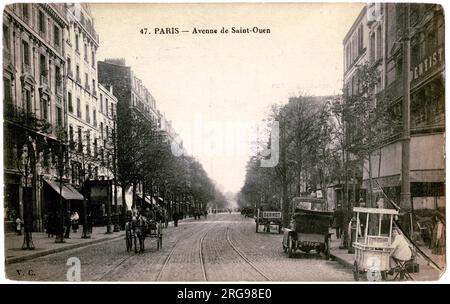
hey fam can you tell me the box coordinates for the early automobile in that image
[255,208,282,233]
[282,197,333,259]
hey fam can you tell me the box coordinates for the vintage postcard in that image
[1,1,446,283]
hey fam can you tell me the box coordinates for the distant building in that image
[97,59,160,209]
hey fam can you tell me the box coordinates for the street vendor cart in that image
[352,207,397,281]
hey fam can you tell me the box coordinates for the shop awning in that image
[361,169,445,189]
[44,180,84,201]
[137,194,156,205]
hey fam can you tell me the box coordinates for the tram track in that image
[96,216,271,282]
[225,227,272,281]
[95,253,135,281]
[97,221,199,281]
[155,224,213,281]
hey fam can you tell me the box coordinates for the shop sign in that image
[411,47,444,84]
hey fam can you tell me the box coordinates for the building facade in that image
[3,3,68,231]
[3,3,121,231]
[97,59,160,209]
[344,3,445,212]
[65,3,99,187]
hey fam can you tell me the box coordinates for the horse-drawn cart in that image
[282,197,333,259]
[125,212,162,253]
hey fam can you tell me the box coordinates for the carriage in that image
[255,209,282,233]
[282,197,333,259]
[125,211,163,253]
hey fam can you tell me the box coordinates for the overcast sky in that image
[90,2,364,195]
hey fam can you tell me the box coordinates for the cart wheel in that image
[353,261,360,281]
[288,235,294,258]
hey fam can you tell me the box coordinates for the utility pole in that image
[280,113,289,228]
[113,119,120,232]
[400,3,411,212]
[400,3,412,235]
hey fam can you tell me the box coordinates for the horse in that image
[132,214,147,253]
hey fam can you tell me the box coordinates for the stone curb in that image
[330,252,354,269]
[5,232,125,265]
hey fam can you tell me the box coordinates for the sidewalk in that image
[4,216,198,265]
[329,234,443,281]
[5,226,125,265]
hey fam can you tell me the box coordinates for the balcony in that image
[3,104,51,132]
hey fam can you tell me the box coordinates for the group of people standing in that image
[43,211,90,239]
[193,210,207,220]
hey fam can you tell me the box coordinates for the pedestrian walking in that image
[15,217,23,235]
[173,212,179,227]
[64,211,71,239]
[334,205,343,239]
[163,208,169,228]
[71,211,79,233]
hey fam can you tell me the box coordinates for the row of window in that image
[19,38,63,93]
[11,4,64,52]
[369,26,383,64]
[345,24,365,70]
[99,93,116,118]
[68,124,115,160]
[67,57,97,95]
[345,22,384,72]
[71,27,96,69]
[3,77,64,128]
[410,16,444,69]
[68,92,116,123]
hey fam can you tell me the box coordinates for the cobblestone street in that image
[5,213,353,282]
